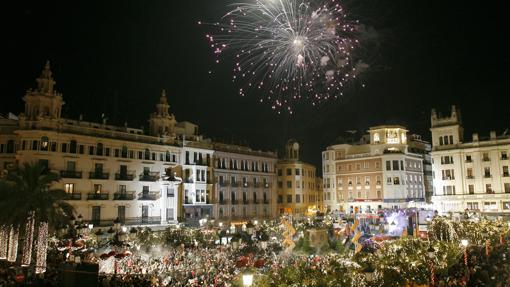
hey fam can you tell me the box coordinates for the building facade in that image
[322,126,427,214]
[212,143,278,224]
[276,140,322,216]
[430,106,510,215]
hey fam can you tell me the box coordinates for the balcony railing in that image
[503,173,510,177]
[253,183,261,188]
[231,200,240,205]
[138,191,160,200]
[87,193,109,200]
[482,158,490,162]
[89,171,110,180]
[65,193,82,200]
[484,174,492,178]
[465,159,473,163]
[231,182,239,187]
[253,199,259,204]
[113,192,135,200]
[263,199,270,204]
[219,181,230,187]
[501,156,508,160]
[139,172,160,182]
[115,173,135,181]
[243,200,249,205]
[60,170,82,178]
[92,216,162,227]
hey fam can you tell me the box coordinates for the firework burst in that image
[202,0,366,113]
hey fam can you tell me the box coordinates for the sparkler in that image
[202,0,366,113]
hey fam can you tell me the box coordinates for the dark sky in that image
[2,0,509,170]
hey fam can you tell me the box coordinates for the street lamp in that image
[242,273,253,287]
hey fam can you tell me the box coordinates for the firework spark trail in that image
[202,0,365,113]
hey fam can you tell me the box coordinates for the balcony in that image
[60,170,82,178]
[91,216,162,227]
[231,199,240,205]
[465,159,473,163]
[219,181,230,187]
[501,156,508,161]
[113,192,135,200]
[89,171,110,180]
[139,172,160,182]
[65,193,82,200]
[138,191,160,200]
[115,172,135,181]
[87,193,109,200]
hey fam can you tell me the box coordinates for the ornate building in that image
[430,106,510,215]
[322,126,428,214]
[0,61,283,228]
[276,140,322,216]
[212,143,278,224]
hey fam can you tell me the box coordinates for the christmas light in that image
[0,225,8,259]
[35,222,48,273]
[7,225,19,262]
[22,215,35,266]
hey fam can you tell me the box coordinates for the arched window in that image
[6,140,14,153]
[144,148,150,160]
[40,136,49,151]
[121,146,128,158]
[96,143,104,156]
[373,133,380,143]
[69,140,77,153]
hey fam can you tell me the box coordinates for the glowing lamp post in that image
[242,273,253,287]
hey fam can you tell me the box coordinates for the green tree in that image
[0,162,74,270]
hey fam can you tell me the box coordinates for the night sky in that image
[2,0,509,170]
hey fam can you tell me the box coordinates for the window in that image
[295,168,300,175]
[443,185,456,195]
[89,146,94,155]
[278,195,283,203]
[365,176,370,185]
[376,190,382,198]
[61,143,68,153]
[286,181,292,188]
[286,168,292,175]
[278,169,282,176]
[486,184,493,194]
[121,146,128,158]
[69,140,77,153]
[375,162,380,169]
[484,167,491,178]
[502,152,508,160]
[144,149,150,160]
[467,168,473,178]
[376,176,381,185]
[393,177,400,185]
[467,202,479,210]
[296,194,301,203]
[387,177,392,184]
[287,195,292,203]
[503,166,509,177]
[392,160,399,171]
[386,161,391,170]
[439,137,444,146]
[483,202,497,211]
[505,183,510,193]
[503,202,510,210]
[278,181,283,188]
[356,164,361,170]
[468,185,474,194]
[465,155,472,162]
[348,177,353,186]
[482,153,490,161]
[65,183,74,194]
[40,136,49,151]
[94,184,102,194]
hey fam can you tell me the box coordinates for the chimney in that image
[490,131,497,140]
[472,133,479,142]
